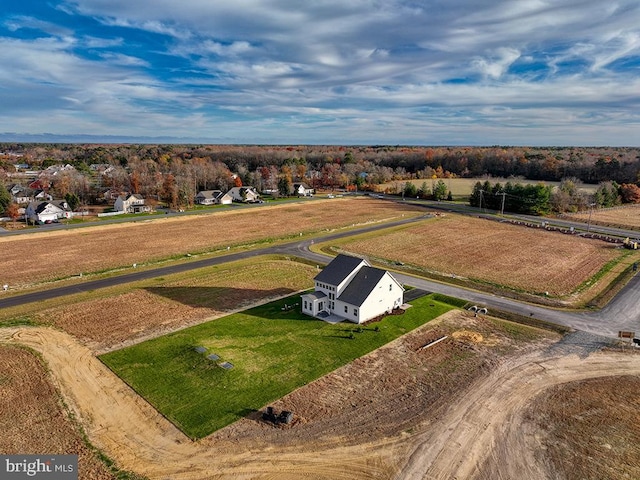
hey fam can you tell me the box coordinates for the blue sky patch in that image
[0,0,639,145]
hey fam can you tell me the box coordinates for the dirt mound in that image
[451,329,483,343]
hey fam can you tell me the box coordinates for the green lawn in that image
[100,294,453,438]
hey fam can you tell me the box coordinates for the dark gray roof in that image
[314,254,366,286]
[303,290,327,300]
[337,266,387,307]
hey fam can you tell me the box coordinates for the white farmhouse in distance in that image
[114,194,150,213]
[301,254,404,324]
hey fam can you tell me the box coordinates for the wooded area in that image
[1,144,639,214]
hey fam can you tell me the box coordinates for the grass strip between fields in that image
[100,294,453,439]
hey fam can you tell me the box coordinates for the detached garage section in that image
[301,254,404,324]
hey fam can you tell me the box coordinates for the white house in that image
[114,193,150,213]
[227,186,261,203]
[25,200,70,223]
[195,190,233,205]
[301,254,404,324]
[9,185,32,204]
[33,189,53,202]
[293,183,314,197]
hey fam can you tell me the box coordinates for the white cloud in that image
[472,48,521,79]
[4,15,73,36]
[1,0,639,144]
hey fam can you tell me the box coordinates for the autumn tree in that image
[160,173,179,209]
[620,183,640,204]
[6,202,19,227]
[130,170,141,194]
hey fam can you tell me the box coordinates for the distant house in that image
[227,186,261,203]
[114,193,150,213]
[8,185,32,204]
[293,183,314,197]
[301,254,404,324]
[195,190,233,206]
[25,200,70,224]
[103,189,123,202]
[33,189,53,202]
[8,184,24,196]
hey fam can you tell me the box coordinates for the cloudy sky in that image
[1,1,639,145]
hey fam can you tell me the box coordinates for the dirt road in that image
[2,324,638,480]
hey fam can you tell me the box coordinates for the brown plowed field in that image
[2,315,639,480]
[341,214,623,297]
[0,346,118,480]
[0,198,422,288]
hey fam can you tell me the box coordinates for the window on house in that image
[354,308,358,316]
[389,284,392,291]
[344,305,348,313]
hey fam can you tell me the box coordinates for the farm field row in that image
[328,214,635,303]
[0,197,423,289]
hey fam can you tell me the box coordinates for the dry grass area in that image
[568,204,640,230]
[528,374,640,480]
[0,346,118,480]
[340,214,622,297]
[30,258,318,351]
[0,197,422,288]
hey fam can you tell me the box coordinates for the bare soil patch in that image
[340,214,622,297]
[525,374,640,480]
[32,259,317,351]
[0,346,117,480]
[0,198,422,289]
[567,204,640,230]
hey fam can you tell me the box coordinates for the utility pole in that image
[479,190,483,211]
[587,203,596,232]
[499,192,506,216]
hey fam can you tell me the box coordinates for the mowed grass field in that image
[100,294,453,439]
[335,214,631,298]
[0,197,423,288]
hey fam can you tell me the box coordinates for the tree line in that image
[1,144,640,212]
[469,179,640,215]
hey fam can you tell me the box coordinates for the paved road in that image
[0,214,426,309]
[2,210,638,339]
